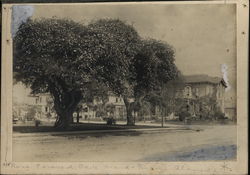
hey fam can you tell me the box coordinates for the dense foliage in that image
[14,18,98,129]
[14,18,179,129]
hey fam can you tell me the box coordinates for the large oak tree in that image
[88,20,180,125]
[88,19,142,125]
[14,18,179,128]
[14,18,101,129]
[130,39,180,124]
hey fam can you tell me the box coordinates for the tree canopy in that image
[88,19,141,95]
[14,17,180,129]
[14,18,98,129]
[134,39,179,97]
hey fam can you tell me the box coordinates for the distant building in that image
[13,83,52,120]
[105,94,127,119]
[173,74,227,118]
[28,93,56,119]
[13,74,232,121]
[77,93,134,120]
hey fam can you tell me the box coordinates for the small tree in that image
[195,96,217,120]
[136,101,151,121]
[133,39,180,123]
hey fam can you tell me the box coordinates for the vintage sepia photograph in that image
[1,1,248,174]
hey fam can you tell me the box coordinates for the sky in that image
[12,3,236,99]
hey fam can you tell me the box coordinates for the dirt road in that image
[13,125,236,162]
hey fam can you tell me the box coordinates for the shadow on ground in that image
[13,122,163,133]
[165,120,236,125]
[52,130,143,140]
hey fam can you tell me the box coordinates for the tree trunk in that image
[71,114,74,124]
[52,91,82,130]
[54,111,73,130]
[123,96,135,126]
[161,109,164,128]
[76,111,80,124]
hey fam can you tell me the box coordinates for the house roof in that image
[183,74,227,87]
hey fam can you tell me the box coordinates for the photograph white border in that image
[1,1,248,174]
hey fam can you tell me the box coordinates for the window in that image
[84,107,88,112]
[184,86,192,97]
[196,88,199,96]
[206,86,211,95]
[45,107,48,112]
[116,98,119,103]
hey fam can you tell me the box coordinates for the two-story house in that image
[174,74,227,117]
[28,93,56,119]
[76,92,135,120]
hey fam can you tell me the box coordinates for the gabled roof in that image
[183,74,227,87]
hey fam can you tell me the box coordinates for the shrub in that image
[178,111,191,121]
[214,110,226,120]
[105,118,116,125]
